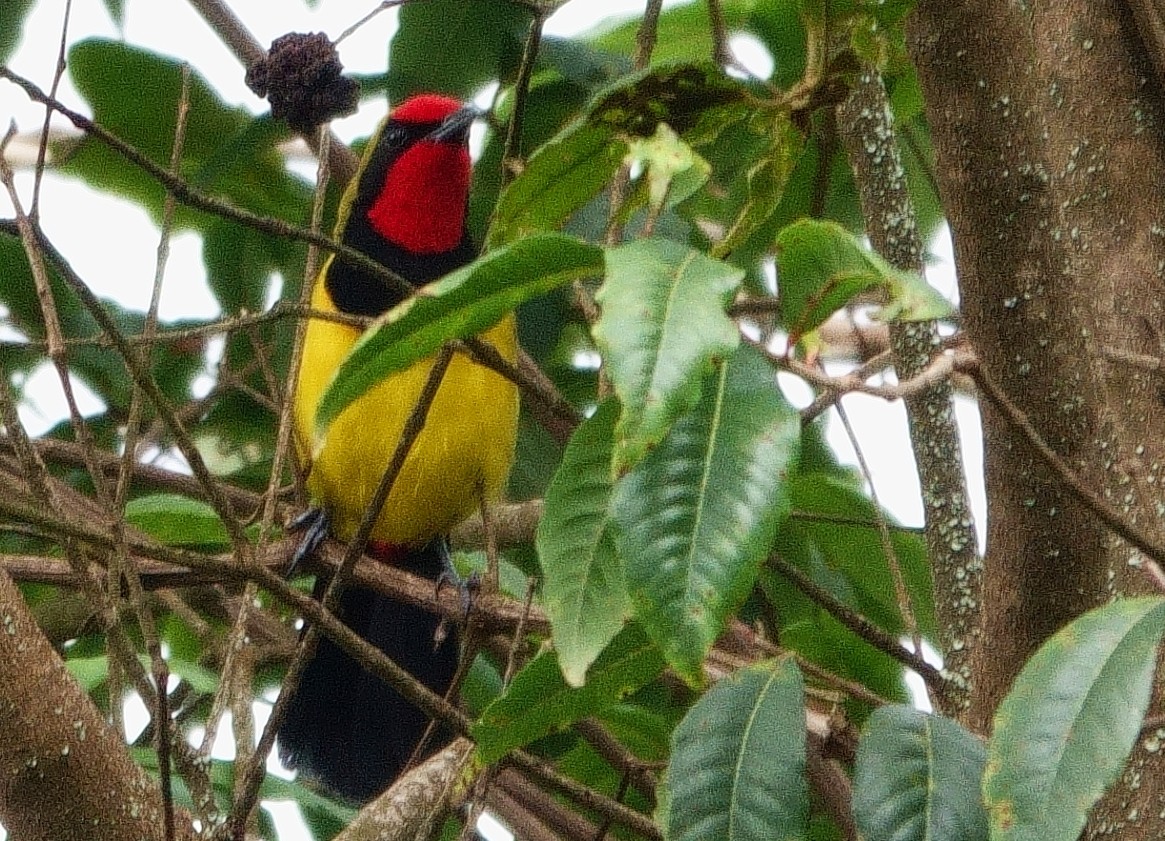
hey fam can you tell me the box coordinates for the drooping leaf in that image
[853,705,989,841]
[718,115,805,255]
[775,218,952,343]
[667,658,809,841]
[537,400,629,686]
[473,625,664,764]
[983,596,1165,841]
[489,124,628,247]
[612,345,800,686]
[315,234,602,434]
[595,238,742,472]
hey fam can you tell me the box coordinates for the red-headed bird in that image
[278,94,518,802]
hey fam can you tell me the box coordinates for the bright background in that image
[0,1,982,838]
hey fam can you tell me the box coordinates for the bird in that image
[277,93,519,802]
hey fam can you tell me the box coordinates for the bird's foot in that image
[432,537,478,621]
[286,507,331,577]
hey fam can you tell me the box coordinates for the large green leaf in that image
[537,399,629,686]
[853,705,988,841]
[315,234,603,435]
[776,219,951,343]
[64,40,308,229]
[595,238,742,472]
[667,658,809,841]
[612,345,800,686]
[489,124,628,247]
[472,625,664,765]
[387,0,530,99]
[983,596,1165,841]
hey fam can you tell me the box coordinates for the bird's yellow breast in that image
[295,272,519,545]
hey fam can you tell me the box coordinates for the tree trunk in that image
[908,0,1165,835]
[0,571,194,841]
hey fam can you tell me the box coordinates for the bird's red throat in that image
[366,141,470,254]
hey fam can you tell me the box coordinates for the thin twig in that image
[0,68,410,302]
[30,0,72,215]
[499,9,546,189]
[15,215,252,554]
[767,552,945,688]
[830,395,929,706]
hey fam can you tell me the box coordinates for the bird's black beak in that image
[430,104,480,145]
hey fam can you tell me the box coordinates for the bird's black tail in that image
[277,540,458,802]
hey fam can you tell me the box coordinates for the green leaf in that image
[587,62,751,139]
[667,658,809,841]
[595,239,742,472]
[202,219,276,315]
[101,0,126,27]
[66,655,110,693]
[776,218,888,340]
[853,705,989,841]
[774,472,937,640]
[473,625,664,765]
[0,0,35,63]
[612,345,800,686]
[64,40,308,230]
[489,124,628,247]
[537,400,629,686]
[625,123,711,212]
[718,115,806,255]
[315,234,602,435]
[388,0,530,99]
[776,219,952,343]
[879,266,955,323]
[983,596,1165,841]
[163,654,219,695]
[588,2,751,67]
[125,494,230,548]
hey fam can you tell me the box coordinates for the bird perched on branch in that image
[278,93,519,802]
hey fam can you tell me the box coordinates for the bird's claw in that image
[286,507,331,577]
[433,538,477,621]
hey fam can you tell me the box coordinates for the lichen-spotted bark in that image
[837,71,981,719]
[908,1,1165,836]
[0,571,195,841]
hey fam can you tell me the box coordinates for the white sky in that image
[0,2,983,838]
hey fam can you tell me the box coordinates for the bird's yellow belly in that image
[295,284,519,546]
